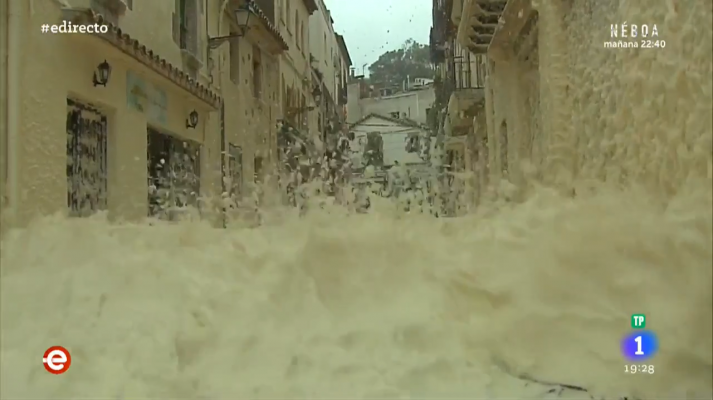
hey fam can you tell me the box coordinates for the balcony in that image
[451,0,463,27]
[457,0,507,53]
[490,0,538,57]
[446,56,486,134]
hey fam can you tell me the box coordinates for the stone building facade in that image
[308,0,349,157]
[0,0,354,228]
[433,0,711,208]
[2,0,224,227]
[212,0,288,209]
[275,0,317,134]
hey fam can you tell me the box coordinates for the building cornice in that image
[62,8,222,108]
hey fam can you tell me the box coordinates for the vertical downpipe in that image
[0,0,7,216]
[220,101,226,228]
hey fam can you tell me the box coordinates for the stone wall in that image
[486,0,712,201]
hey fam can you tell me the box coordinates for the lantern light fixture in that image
[208,1,255,49]
[92,60,112,87]
[186,110,199,129]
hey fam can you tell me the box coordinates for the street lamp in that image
[208,1,255,49]
[234,1,253,28]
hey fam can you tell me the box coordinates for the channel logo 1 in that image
[621,313,659,361]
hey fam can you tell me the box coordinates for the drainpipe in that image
[0,0,7,214]
[5,0,22,226]
[217,0,229,227]
[220,102,226,228]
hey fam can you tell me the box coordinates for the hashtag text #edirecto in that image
[41,22,109,34]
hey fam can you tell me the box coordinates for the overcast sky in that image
[324,0,431,75]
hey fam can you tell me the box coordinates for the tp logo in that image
[43,346,71,374]
[631,313,646,329]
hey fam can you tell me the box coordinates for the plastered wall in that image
[10,0,221,225]
[486,0,712,201]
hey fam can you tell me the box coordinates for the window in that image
[147,128,201,220]
[254,156,264,184]
[173,0,199,58]
[229,33,239,84]
[286,1,291,32]
[294,11,298,40]
[252,44,262,98]
[301,23,305,54]
[66,99,108,217]
[296,15,301,48]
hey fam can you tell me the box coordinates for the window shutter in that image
[172,12,180,45]
[172,0,181,45]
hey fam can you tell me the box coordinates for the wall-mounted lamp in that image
[208,1,255,49]
[186,110,199,129]
[92,60,112,87]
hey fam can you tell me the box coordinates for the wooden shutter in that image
[172,0,181,45]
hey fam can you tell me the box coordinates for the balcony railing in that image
[452,56,486,90]
[253,0,275,25]
[440,60,455,103]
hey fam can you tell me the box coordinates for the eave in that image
[232,0,288,52]
[303,0,318,14]
[62,8,221,109]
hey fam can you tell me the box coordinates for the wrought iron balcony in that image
[453,57,486,90]
[446,56,486,134]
